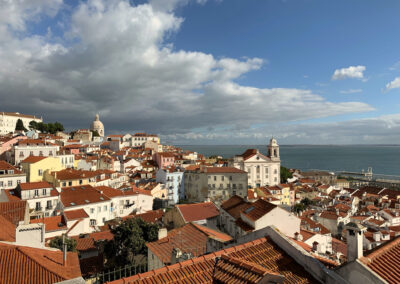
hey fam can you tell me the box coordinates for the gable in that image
[244,153,272,163]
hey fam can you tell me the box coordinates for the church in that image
[90,114,104,137]
[229,138,281,188]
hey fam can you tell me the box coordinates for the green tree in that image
[29,120,38,130]
[280,166,293,183]
[54,122,64,132]
[104,218,159,268]
[49,236,77,252]
[15,119,27,131]
[293,203,305,214]
[91,130,100,137]
[47,123,56,134]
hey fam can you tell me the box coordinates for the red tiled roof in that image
[177,202,219,222]
[129,210,164,223]
[0,215,16,242]
[63,209,89,221]
[19,181,53,190]
[147,223,230,265]
[111,236,317,284]
[241,199,277,221]
[53,168,98,180]
[0,201,27,225]
[204,167,246,174]
[361,235,400,284]
[0,160,23,174]
[31,216,67,232]
[21,156,47,164]
[60,185,110,207]
[0,242,81,284]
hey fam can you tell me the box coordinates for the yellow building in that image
[44,168,98,187]
[21,156,63,182]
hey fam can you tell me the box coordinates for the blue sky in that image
[1,0,400,144]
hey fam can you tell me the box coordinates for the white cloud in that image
[331,65,366,80]
[0,0,374,139]
[340,89,362,94]
[385,77,400,91]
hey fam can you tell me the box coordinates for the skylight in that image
[70,202,76,206]
[244,206,255,214]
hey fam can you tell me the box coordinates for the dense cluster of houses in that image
[1,112,400,284]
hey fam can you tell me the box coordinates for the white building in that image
[0,112,42,135]
[156,167,184,205]
[0,161,26,193]
[229,138,281,188]
[10,139,60,165]
[131,133,160,147]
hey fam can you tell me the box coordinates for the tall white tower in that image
[268,137,280,162]
[90,114,105,137]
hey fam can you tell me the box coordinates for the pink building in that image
[0,135,27,155]
[154,152,175,169]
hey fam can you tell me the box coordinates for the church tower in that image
[268,137,280,162]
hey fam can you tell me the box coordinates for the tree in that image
[15,119,27,131]
[54,122,64,132]
[280,166,293,183]
[49,235,77,252]
[29,120,38,130]
[293,203,305,214]
[104,218,159,268]
[91,130,100,137]
[47,123,56,134]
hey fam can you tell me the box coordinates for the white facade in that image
[131,134,160,147]
[12,144,60,165]
[57,154,75,169]
[230,139,281,188]
[0,172,26,191]
[0,112,42,135]
[64,201,112,227]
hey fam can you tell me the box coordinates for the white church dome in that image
[90,114,104,137]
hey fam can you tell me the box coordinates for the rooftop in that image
[176,202,219,222]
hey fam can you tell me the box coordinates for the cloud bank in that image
[332,65,366,80]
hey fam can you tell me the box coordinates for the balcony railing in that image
[35,207,42,211]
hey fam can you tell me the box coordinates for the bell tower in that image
[268,137,280,162]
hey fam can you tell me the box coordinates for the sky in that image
[1,0,400,145]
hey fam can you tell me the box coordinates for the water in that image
[177,145,400,177]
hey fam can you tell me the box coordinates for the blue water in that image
[177,145,400,177]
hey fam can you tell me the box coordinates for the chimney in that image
[158,228,167,240]
[171,248,182,264]
[62,234,67,266]
[345,222,366,262]
[312,241,319,252]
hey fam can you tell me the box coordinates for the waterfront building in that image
[229,138,281,188]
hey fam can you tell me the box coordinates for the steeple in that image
[268,137,280,161]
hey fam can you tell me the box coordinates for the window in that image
[62,182,66,187]
[38,169,43,176]
[221,176,224,181]
[19,152,24,157]
[46,200,52,209]
[229,176,232,181]
[274,177,277,182]
[0,181,3,187]
[265,168,269,174]
[98,206,101,212]
[274,169,278,174]
[90,208,94,214]
[214,176,217,181]
[102,218,106,223]
[239,184,243,189]
[35,202,41,210]
[104,205,107,211]
[34,189,39,196]
[39,151,43,156]
[256,166,260,174]
[49,151,53,156]
[247,168,251,174]
[17,180,21,184]
[68,181,72,186]
[8,180,12,187]
[42,188,47,195]
[30,151,33,156]
[90,219,96,226]
[79,179,83,185]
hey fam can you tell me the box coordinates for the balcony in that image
[46,205,53,210]
[35,207,42,211]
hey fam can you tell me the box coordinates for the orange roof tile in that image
[129,210,164,223]
[31,215,67,232]
[60,185,110,207]
[19,181,53,190]
[63,209,89,221]
[21,156,47,164]
[0,215,16,242]
[0,201,27,225]
[0,160,23,174]
[176,202,219,222]
[111,236,317,284]
[0,242,81,284]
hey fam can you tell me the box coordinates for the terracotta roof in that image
[60,185,110,207]
[0,215,16,242]
[111,236,317,284]
[0,201,27,225]
[0,160,23,174]
[241,199,277,221]
[94,186,140,198]
[71,231,113,252]
[361,235,400,284]
[19,181,53,190]
[204,167,247,174]
[53,168,98,180]
[176,202,219,222]
[319,211,346,220]
[0,242,81,284]
[63,209,89,221]
[147,223,231,265]
[129,210,164,223]
[31,216,67,232]
[21,156,47,164]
